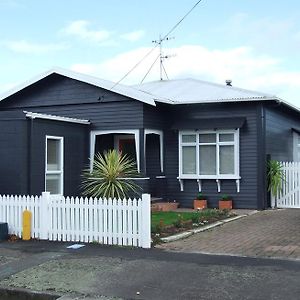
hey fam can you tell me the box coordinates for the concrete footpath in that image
[0,240,300,300]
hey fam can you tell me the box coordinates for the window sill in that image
[177,177,241,193]
[177,175,241,180]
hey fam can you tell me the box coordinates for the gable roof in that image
[0,67,158,106]
[133,78,281,104]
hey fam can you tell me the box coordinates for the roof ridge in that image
[135,77,276,98]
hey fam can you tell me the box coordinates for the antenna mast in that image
[152,35,174,80]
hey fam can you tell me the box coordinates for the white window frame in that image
[144,129,164,173]
[45,135,64,195]
[179,129,240,179]
[293,131,300,161]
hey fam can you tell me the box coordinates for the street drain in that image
[0,287,60,300]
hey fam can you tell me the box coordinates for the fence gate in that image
[272,162,300,208]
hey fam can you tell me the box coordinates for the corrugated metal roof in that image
[133,78,280,104]
[0,67,158,106]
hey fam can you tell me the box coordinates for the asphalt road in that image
[0,241,299,300]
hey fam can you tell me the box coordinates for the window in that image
[293,131,300,161]
[45,136,63,194]
[179,130,239,179]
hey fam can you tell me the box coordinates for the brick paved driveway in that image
[158,209,300,260]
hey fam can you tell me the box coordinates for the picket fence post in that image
[141,193,151,249]
[40,192,50,240]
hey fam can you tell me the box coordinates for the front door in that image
[119,138,136,161]
[115,135,136,162]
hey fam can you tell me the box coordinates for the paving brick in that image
[158,209,300,260]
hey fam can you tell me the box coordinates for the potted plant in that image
[193,192,207,210]
[219,194,233,209]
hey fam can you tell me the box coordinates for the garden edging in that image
[160,212,258,243]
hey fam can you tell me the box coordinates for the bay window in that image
[179,130,239,179]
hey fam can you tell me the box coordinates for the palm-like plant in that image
[81,150,141,199]
[267,160,285,198]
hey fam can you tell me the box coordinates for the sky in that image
[0,0,300,106]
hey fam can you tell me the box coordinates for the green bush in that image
[81,150,141,198]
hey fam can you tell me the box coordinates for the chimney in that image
[225,79,232,86]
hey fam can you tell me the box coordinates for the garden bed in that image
[151,209,235,242]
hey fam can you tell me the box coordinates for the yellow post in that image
[22,210,32,240]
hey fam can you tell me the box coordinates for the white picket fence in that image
[272,162,300,208]
[0,192,151,248]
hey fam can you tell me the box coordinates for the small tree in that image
[81,150,141,199]
[267,160,285,198]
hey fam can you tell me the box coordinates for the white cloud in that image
[121,30,145,42]
[62,20,112,43]
[70,44,300,106]
[3,40,68,54]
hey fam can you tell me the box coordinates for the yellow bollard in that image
[22,210,32,240]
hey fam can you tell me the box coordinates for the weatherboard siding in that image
[265,103,300,161]
[0,111,28,195]
[29,119,88,196]
[0,74,134,108]
[143,102,260,209]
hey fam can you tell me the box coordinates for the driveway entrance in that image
[158,209,300,260]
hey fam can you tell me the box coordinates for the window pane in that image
[199,145,216,175]
[219,133,234,142]
[182,134,196,143]
[47,139,61,171]
[199,134,216,143]
[220,145,234,174]
[46,174,61,194]
[182,146,196,174]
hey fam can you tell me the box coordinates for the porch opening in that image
[90,130,140,172]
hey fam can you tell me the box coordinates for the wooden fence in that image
[271,162,300,209]
[0,192,151,248]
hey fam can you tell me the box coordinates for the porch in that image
[90,129,166,199]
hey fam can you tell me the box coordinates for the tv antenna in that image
[152,35,175,80]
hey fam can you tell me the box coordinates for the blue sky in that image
[1,0,300,105]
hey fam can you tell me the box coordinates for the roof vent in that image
[225,79,232,86]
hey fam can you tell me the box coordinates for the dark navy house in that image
[1,68,300,209]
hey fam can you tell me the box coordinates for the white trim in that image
[24,111,90,125]
[178,175,241,180]
[94,177,150,180]
[144,129,164,173]
[293,131,300,161]
[1,67,157,106]
[90,130,140,172]
[197,179,202,192]
[45,136,64,195]
[216,179,221,193]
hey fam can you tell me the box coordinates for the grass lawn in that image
[152,209,230,227]
[151,209,234,239]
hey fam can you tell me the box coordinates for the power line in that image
[161,0,203,42]
[140,53,160,84]
[110,0,204,89]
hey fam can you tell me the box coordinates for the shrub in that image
[221,194,231,201]
[196,192,206,200]
[81,150,141,198]
[267,160,285,197]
